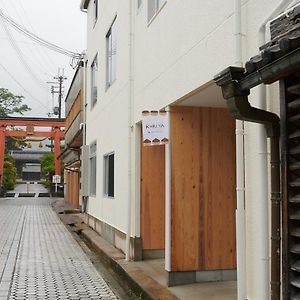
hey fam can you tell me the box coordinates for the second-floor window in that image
[91,54,98,107]
[106,17,117,87]
[147,0,166,22]
[93,0,98,24]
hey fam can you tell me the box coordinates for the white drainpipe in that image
[165,106,171,272]
[234,0,297,298]
[256,1,297,299]
[234,1,246,299]
[126,0,134,261]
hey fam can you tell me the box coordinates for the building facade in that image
[80,0,300,298]
[61,65,84,209]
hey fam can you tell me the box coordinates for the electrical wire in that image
[0,17,46,88]
[0,8,82,60]
[17,1,57,74]
[7,1,54,76]
[0,62,49,112]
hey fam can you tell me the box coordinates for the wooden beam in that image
[0,119,64,127]
[4,131,64,138]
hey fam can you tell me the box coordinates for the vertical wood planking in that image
[171,107,201,270]
[202,108,236,269]
[170,106,236,272]
[140,143,165,250]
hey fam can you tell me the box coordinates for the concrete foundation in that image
[167,269,237,287]
[86,213,142,261]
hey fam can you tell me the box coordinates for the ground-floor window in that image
[104,152,114,197]
[89,141,97,196]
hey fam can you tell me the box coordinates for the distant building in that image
[61,65,84,209]
[22,163,41,181]
[10,150,49,179]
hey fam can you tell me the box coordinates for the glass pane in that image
[91,56,98,105]
[90,156,96,195]
[111,22,117,83]
[107,32,112,84]
[148,0,156,22]
[108,154,114,197]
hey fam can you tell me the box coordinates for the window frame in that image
[90,54,98,108]
[106,16,117,89]
[89,141,97,196]
[103,152,114,198]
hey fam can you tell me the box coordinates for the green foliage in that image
[0,88,31,116]
[6,137,27,151]
[40,152,64,187]
[3,154,17,190]
[0,88,31,152]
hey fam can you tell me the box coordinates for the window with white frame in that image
[89,141,97,196]
[106,17,117,87]
[91,54,98,107]
[104,153,114,197]
[147,0,166,22]
[93,0,98,24]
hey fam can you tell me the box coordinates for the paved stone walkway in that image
[0,198,118,300]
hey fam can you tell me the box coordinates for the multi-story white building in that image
[79,1,300,299]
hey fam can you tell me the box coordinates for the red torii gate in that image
[0,117,64,183]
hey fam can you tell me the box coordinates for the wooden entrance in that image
[140,143,165,253]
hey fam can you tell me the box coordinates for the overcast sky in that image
[0,0,86,118]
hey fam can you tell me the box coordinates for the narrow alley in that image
[0,185,119,300]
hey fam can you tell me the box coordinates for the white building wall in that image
[133,0,236,119]
[83,0,300,298]
[85,0,131,234]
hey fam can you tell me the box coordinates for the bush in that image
[3,154,17,190]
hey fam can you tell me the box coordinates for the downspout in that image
[215,66,281,300]
[126,0,134,261]
[256,1,296,298]
[82,53,87,147]
[234,0,246,299]
[82,54,88,213]
[165,105,171,272]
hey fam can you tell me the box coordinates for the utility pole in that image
[54,69,67,119]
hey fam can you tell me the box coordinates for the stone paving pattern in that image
[0,198,118,300]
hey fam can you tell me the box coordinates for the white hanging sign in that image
[142,110,169,146]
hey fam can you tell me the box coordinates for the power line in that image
[7,1,55,76]
[0,8,82,59]
[0,62,49,112]
[16,1,57,74]
[0,17,46,89]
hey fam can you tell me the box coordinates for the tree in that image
[40,152,64,187]
[0,88,31,151]
[0,88,30,116]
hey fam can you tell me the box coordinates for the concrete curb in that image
[51,199,179,300]
[81,228,179,300]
